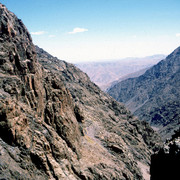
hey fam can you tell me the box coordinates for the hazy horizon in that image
[74,54,166,64]
[2,0,180,63]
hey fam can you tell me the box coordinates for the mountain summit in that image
[108,46,180,140]
[0,3,161,179]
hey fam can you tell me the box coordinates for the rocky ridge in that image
[0,4,161,180]
[108,47,180,140]
[107,67,150,92]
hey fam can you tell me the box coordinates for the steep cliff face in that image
[108,47,180,140]
[0,5,81,179]
[0,3,161,180]
[0,4,82,179]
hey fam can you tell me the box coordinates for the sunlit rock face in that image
[0,3,161,180]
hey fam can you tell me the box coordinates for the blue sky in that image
[1,0,180,62]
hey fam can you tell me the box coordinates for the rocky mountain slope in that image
[0,3,161,180]
[107,67,150,92]
[108,47,180,140]
[76,55,165,90]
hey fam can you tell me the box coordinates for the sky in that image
[1,0,180,63]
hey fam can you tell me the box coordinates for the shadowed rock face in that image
[0,3,161,180]
[150,128,180,180]
[108,47,180,140]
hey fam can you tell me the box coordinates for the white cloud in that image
[176,33,180,37]
[68,27,88,34]
[31,31,46,35]
[49,35,55,38]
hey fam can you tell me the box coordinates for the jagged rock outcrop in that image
[0,3,161,180]
[150,128,180,180]
[108,47,180,140]
[0,3,82,179]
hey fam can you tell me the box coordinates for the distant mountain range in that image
[108,47,180,140]
[76,55,166,90]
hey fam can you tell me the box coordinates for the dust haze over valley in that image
[0,0,180,180]
[76,55,166,91]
